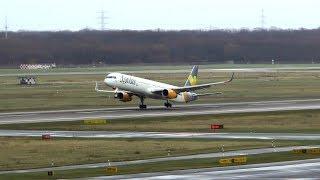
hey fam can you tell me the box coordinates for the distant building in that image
[20,63,56,70]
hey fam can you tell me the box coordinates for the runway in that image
[2,130,320,140]
[1,146,318,175]
[92,158,320,179]
[0,99,320,124]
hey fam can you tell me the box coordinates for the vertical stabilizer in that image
[184,65,198,86]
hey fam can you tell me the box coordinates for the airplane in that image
[95,65,234,109]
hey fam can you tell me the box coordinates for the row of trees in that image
[1,29,320,66]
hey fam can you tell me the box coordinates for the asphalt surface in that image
[1,146,318,175]
[1,99,320,124]
[91,158,320,179]
[2,130,320,141]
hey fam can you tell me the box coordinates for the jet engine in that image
[115,92,132,102]
[183,92,198,102]
[162,89,178,99]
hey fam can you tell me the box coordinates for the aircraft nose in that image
[104,78,109,85]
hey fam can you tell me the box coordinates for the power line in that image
[261,9,265,29]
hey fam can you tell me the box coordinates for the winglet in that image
[95,81,99,92]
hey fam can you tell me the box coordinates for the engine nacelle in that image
[162,89,178,99]
[183,92,198,103]
[115,92,132,102]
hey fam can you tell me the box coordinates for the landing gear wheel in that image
[139,96,147,109]
[164,102,172,108]
[139,104,147,109]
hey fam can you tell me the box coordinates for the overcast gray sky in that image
[1,0,319,31]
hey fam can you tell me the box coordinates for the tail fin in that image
[184,65,199,86]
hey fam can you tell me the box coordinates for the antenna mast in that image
[98,10,107,31]
[5,16,8,39]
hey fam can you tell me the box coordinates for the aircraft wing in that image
[95,82,116,93]
[151,73,234,94]
[171,73,234,93]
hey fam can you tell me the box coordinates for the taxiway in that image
[91,158,320,179]
[1,146,318,175]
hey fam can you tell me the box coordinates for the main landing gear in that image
[139,96,147,109]
[164,100,172,108]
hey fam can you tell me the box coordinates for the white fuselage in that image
[104,72,190,102]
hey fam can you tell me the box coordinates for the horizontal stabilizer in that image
[197,92,223,96]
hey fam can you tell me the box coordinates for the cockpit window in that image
[106,76,116,79]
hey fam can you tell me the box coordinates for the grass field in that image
[2,151,320,179]
[0,137,313,171]
[2,110,320,133]
[1,65,319,178]
[0,69,320,112]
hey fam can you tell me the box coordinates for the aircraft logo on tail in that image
[184,65,198,86]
